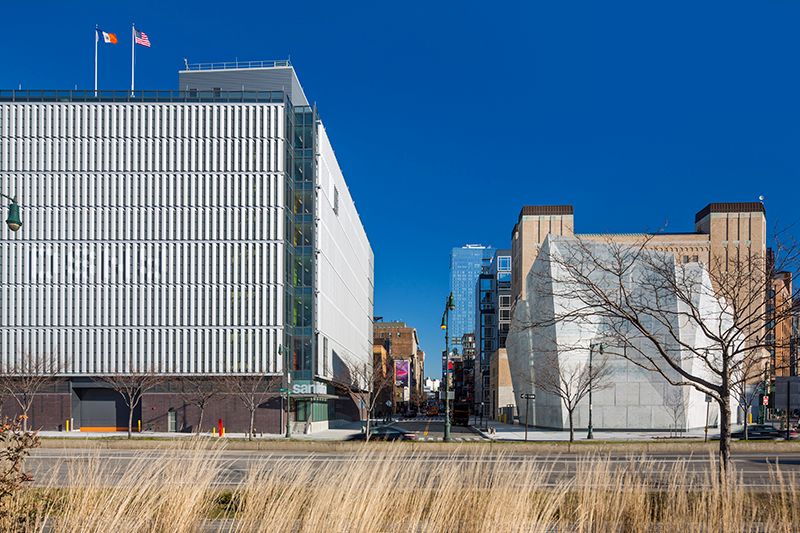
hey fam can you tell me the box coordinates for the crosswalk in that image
[397,416,444,423]
[417,436,485,442]
[390,416,488,442]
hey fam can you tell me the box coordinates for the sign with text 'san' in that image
[291,382,326,395]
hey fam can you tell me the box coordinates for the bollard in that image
[212,426,217,436]
[221,426,225,438]
[138,419,141,433]
[65,419,69,432]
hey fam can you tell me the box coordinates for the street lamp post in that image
[587,342,603,440]
[280,345,292,439]
[441,293,455,443]
[1,195,22,232]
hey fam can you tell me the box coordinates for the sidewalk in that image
[38,420,365,442]
[474,418,719,442]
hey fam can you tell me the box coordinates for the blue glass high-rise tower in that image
[448,244,495,362]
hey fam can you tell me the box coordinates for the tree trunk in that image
[568,409,575,443]
[128,403,134,439]
[366,411,371,443]
[248,407,255,441]
[718,393,732,478]
[197,406,205,435]
[21,407,29,432]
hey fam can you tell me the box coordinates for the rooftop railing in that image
[0,89,289,104]
[183,59,292,71]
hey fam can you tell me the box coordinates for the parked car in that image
[351,426,417,441]
[426,405,439,416]
[731,424,785,440]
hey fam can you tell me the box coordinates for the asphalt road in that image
[391,416,485,441]
[25,446,800,490]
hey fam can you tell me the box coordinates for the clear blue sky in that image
[2,1,799,378]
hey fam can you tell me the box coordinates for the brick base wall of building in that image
[1,393,72,431]
[0,377,366,434]
[141,392,282,434]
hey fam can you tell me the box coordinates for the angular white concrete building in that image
[507,236,735,431]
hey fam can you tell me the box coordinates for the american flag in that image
[134,28,151,47]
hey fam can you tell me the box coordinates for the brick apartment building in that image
[373,321,425,412]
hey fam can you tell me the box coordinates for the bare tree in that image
[533,349,613,442]
[731,350,768,441]
[178,377,219,434]
[223,375,279,441]
[523,234,799,474]
[0,354,61,432]
[103,372,164,439]
[663,386,690,437]
[338,357,394,442]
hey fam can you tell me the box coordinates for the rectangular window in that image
[333,186,339,215]
[323,337,329,376]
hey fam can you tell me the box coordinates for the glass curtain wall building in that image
[0,61,374,432]
[474,250,511,416]
[448,244,494,371]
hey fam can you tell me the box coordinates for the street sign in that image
[762,395,770,406]
[279,388,289,393]
[521,393,536,400]
[439,391,455,400]
[385,400,392,407]
[705,394,712,403]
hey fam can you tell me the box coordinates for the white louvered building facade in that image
[0,99,289,375]
[0,66,373,393]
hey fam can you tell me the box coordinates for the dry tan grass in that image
[5,441,800,532]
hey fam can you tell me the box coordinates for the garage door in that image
[76,388,132,431]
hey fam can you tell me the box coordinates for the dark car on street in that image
[731,424,792,440]
[350,426,417,441]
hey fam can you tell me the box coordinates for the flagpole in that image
[94,26,98,97]
[131,23,135,96]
